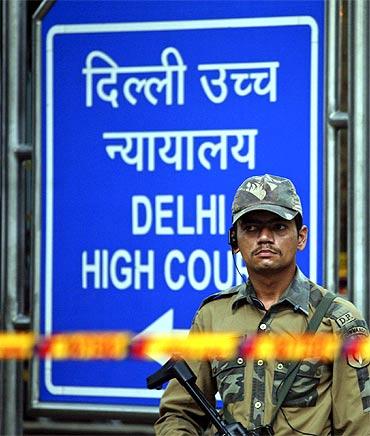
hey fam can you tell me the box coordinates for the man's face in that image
[235,210,308,274]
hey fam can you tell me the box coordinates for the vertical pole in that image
[348,0,370,321]
[324,0,341,293]
[1,0,28,434]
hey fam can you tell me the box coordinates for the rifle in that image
[147,358,273,436]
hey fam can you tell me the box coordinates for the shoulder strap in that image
[269,291,336,426]
[306,291,336,332]
[221,292,336,429]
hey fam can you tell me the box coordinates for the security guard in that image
[155,174,370,435]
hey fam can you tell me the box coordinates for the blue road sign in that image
[33,0,324,411]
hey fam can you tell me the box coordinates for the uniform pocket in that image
[273,360,329,407]
[211,357,246,403]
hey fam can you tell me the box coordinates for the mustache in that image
[252,245,281,256]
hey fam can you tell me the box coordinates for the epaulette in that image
[191,284,244,327]
[198,284,245,310]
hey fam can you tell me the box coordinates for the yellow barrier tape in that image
[0,333,35,359]
[241,333,341,361]
[131,332,240,360]
[40,333,131,360]
[0,331,369,361]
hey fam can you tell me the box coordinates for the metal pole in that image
[324,0,342,293]
[348,0,370,321]
[1,0,28,434]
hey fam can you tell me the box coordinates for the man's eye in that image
[244,224,258,232]
[274,223,287,231]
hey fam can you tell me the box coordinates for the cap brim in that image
[232,204,299,224]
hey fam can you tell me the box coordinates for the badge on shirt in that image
[345,326,368,337]
[347,352,370,369]
[345,330,370,368]
[335,311,355,328]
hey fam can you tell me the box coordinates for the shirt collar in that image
[232,267,310,315]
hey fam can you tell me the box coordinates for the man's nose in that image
[257,226,274,242]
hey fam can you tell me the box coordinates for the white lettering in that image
[163,249,248,291]
[110,249,132,289]
[131,195,225,236]
[218,195,226,235]
[82,250,101,288]
[82,249,247,292]
[82,249,154,290]
[213,250,234,289]
[198,61,279,103]
[199,67,228,104]
[164,250,186,290]
[132,196,152,235]
[83,47,187,108]
[196,194,217,235]
[104,129,258,172]
[82,51,119,108]
[155,195,174,235]
[177,195,195,235]
[102,249,109,289]
[188,249,212,291]
[134,250,155,289]
[198,135,227,170]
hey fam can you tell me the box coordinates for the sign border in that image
[34,15,320,408]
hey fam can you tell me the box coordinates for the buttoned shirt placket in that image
[231,269,310,429]
[249,302,273,427]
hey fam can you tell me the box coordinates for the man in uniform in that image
[155,174,370,435]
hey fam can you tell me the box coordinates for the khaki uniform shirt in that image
[155,269,370,435]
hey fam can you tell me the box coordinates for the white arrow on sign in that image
[134,309,188,366]
[134,310,222,402]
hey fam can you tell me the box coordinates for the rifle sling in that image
[269,291,336,426]
[222,291,336,430]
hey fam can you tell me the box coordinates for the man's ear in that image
[297,225,308,251]
[228,226,240,253]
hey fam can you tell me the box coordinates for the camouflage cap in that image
[232,174,303,224]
